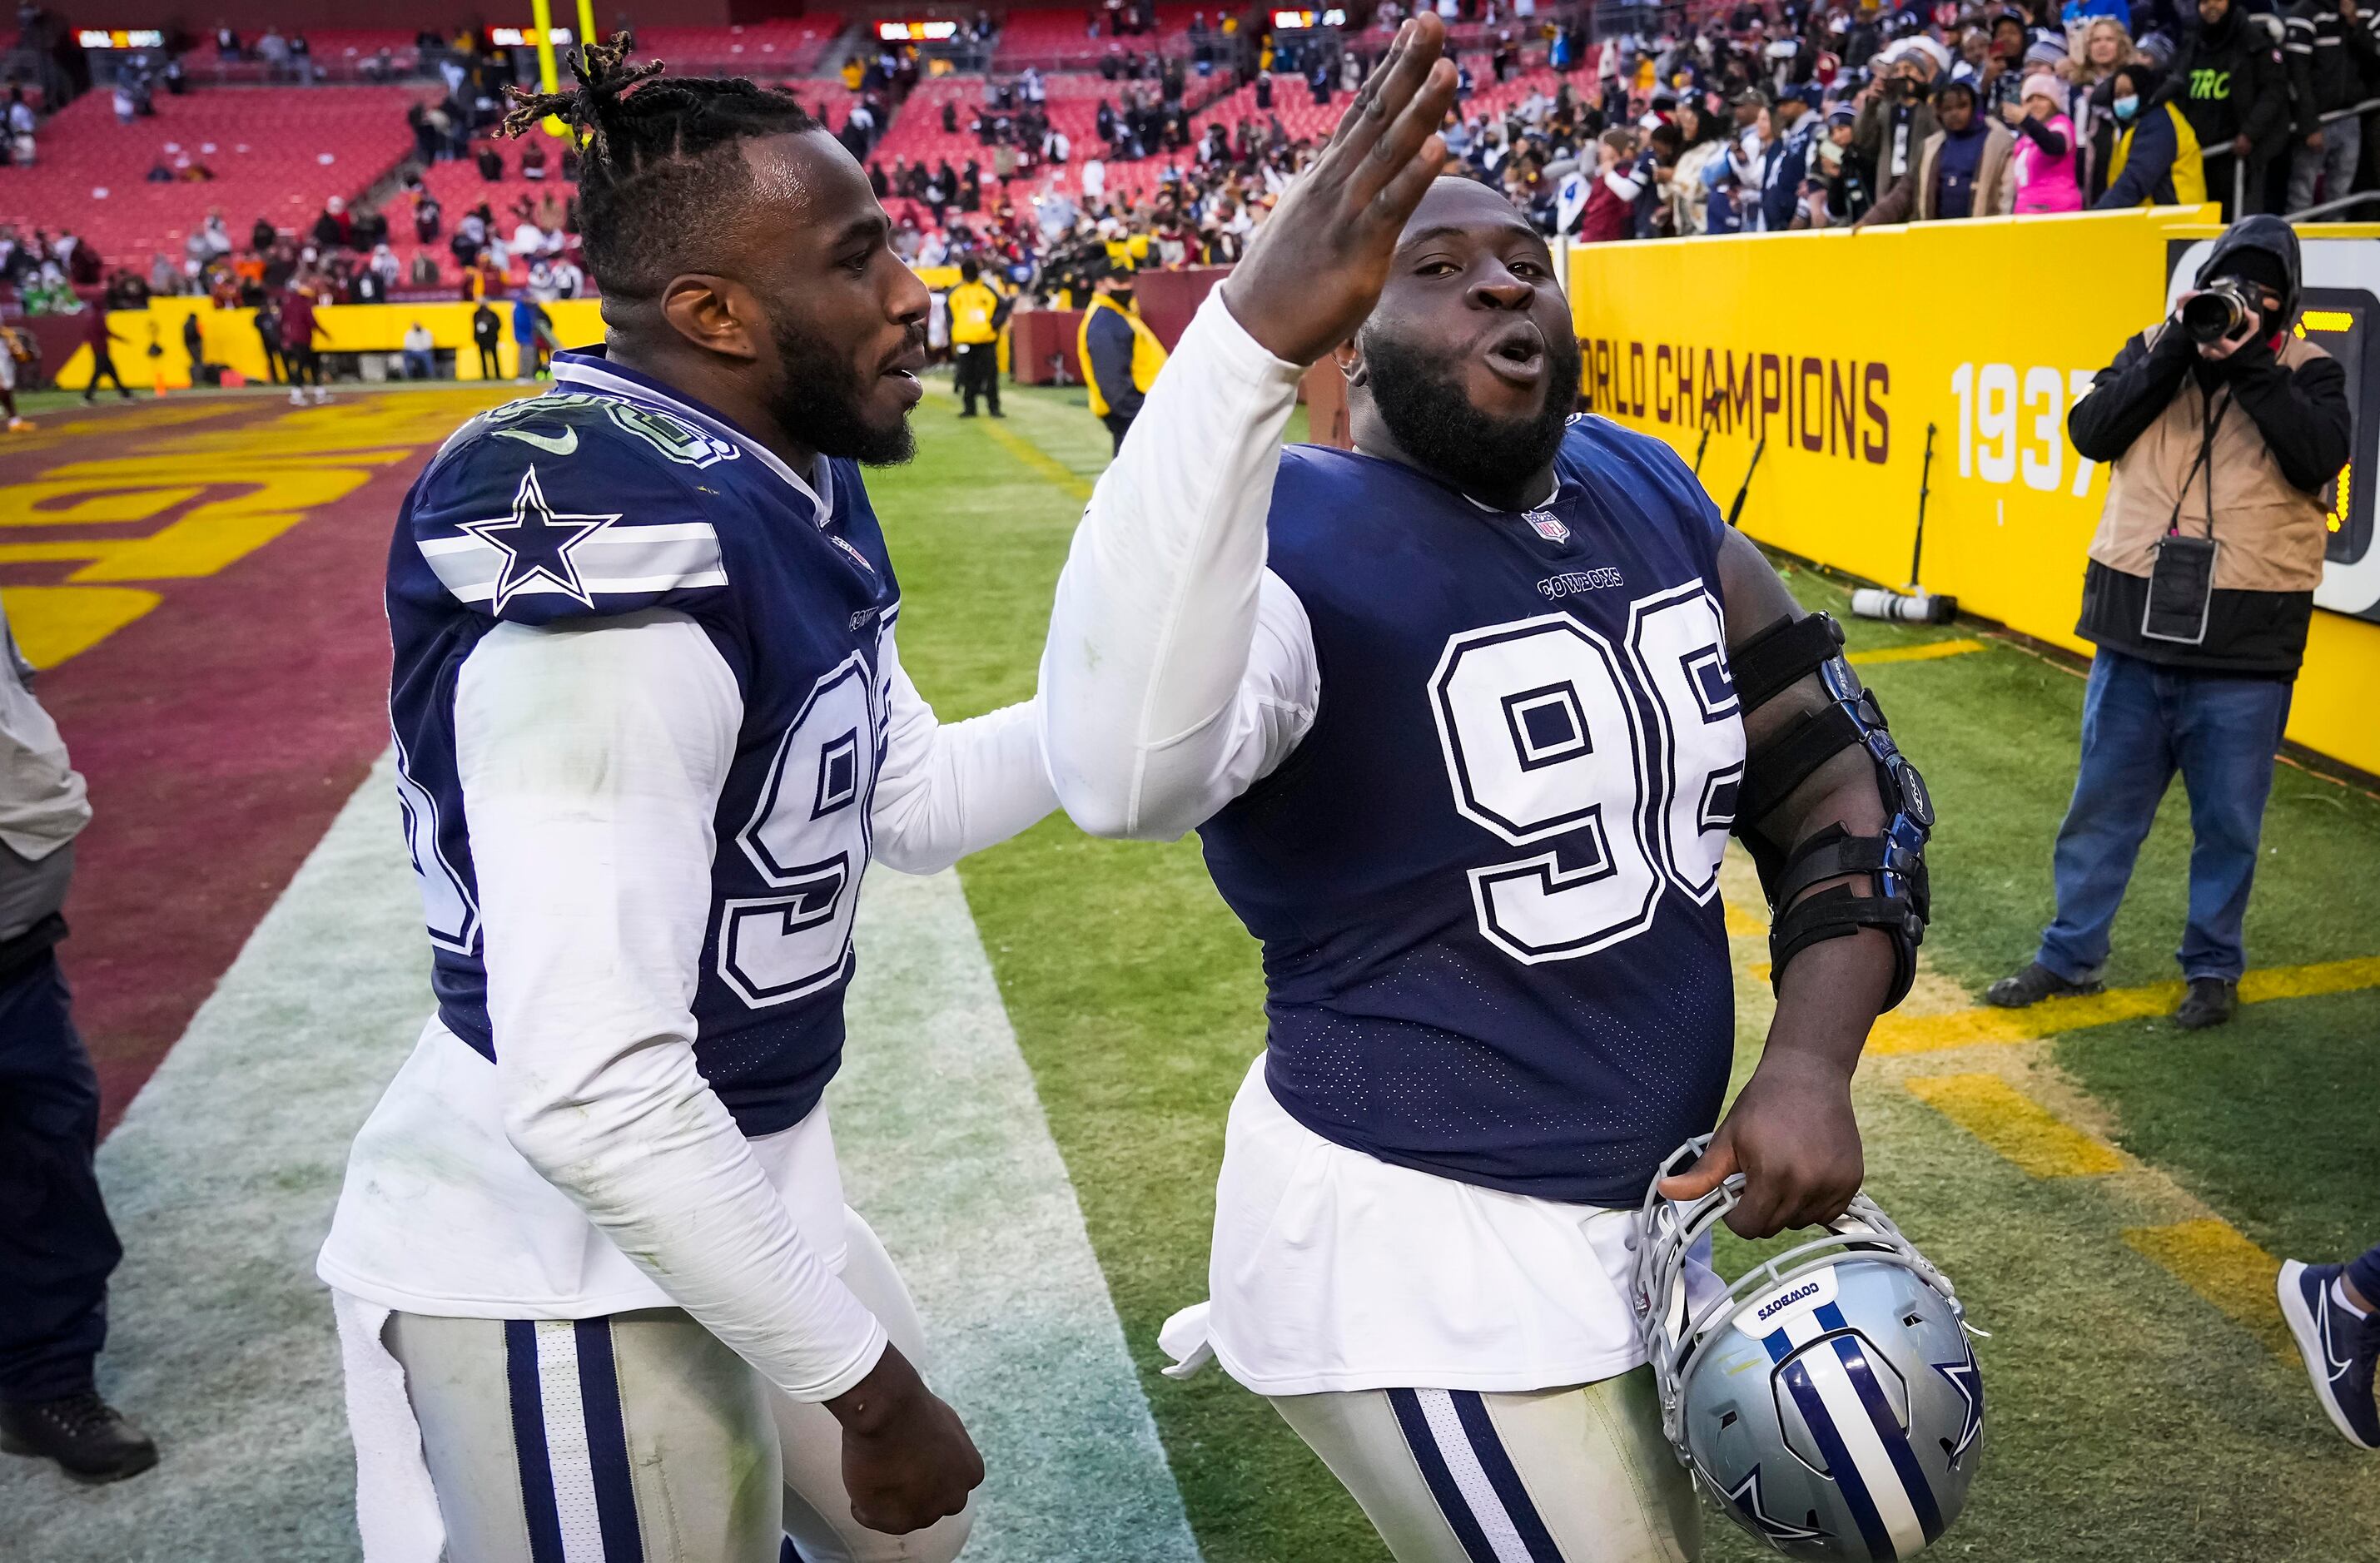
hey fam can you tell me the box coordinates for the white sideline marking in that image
[837,866,1201,1563]
[0,754,1196,1563]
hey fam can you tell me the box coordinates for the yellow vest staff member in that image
[948,258,1006,419]
[1077,262,1167,454]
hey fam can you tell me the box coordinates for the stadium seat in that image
[622,19,847,78]
[992,4,1206,67]
[0,86,419,268]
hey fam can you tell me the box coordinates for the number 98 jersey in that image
[1197,419,1746,1205]
[385,353,900,1139]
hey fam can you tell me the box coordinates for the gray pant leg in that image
[1270,1367,1699,1563]
[388,1308,782,1563]
[387,1209,967,1563]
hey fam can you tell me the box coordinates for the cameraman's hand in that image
[2308,127,2326,150]
[827,1343,984,1535]
[1221,16,1458,365]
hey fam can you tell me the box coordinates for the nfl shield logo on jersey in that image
[1526,509,1570,543]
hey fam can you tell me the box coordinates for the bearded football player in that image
[1041,20,1935,1561]
[317,43,1056,1562]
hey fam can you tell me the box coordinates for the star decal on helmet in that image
[1726,1465,1828,1546]
[455,464,621,614]
[1933,1345,1985,1465]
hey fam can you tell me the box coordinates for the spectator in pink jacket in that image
[2010,71,2084,213]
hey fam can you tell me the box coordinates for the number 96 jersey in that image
[1197,420,1746,1206]
[385,354,899,1139]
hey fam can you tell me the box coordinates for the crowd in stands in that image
[9,0,2372,344]
[1535,0,2380,238]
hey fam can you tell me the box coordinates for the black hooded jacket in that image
[2174,2,2290,162]
[2068,217,2353,674]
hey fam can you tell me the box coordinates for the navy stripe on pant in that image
[0,948,119,1405]
[504,1317,648,1561]
[1388,1386,1567,1561]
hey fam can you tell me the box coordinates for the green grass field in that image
[880,375,2380,1562]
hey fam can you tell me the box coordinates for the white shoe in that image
[6,417,31,431]
[289,389,306,405]
[312,387,330,404]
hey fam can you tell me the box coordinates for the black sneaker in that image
[1982,961,2104,1009]
[2174,977,2238,1030]
[0,1392,158,1484]
[2278,1261,2380,1449]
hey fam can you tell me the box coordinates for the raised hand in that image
[1221,14,1460,365]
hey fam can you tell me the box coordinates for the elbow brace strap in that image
[1733,617,1935,1009]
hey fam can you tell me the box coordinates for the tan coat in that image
[2088,325,2334,593]
[1858,122,2018,226]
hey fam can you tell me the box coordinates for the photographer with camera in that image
[1852,40,1943,191]
[1989,218,2351,1030]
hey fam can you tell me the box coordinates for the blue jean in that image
[2036,648,2292,985]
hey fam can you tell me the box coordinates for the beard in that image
[1358,323,1583,506]
[768,315,918,467]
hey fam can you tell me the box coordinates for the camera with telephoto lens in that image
[2182,278,2261,345]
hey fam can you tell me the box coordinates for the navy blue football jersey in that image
[386,350,901,1137]
[1199,418,1747,1204]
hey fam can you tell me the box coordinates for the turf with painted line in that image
[0,752,1190,1558]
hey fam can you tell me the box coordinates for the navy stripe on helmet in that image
[1448,1391,1564,1561]
[1818,1302,1945,1543]
[1781,1355,1896,1560]
[1387,1387,1504,1563]
[504,1319,568,1563]
[573,1317,647,1562]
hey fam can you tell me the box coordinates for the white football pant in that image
[384,1208,971,1563]
[1269,1365,1699,1563]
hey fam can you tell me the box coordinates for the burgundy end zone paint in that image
[6,399,445,1134]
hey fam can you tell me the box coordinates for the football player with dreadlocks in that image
[317,40,1054,1562]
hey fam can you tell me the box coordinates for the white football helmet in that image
[1635,1139,1984,1560]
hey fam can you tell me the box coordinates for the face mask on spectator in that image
[2113,93,2139,121]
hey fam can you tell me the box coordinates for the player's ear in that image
[658,273,763,364]
[1334,338,1364,387]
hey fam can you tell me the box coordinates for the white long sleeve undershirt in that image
[448,608,1053,1402]
[457,610,885,1400]
[1039,289,1322,841]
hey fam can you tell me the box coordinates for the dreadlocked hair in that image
[499,32,817,300]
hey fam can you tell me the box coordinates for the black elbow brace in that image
[1728,613,1934,1009]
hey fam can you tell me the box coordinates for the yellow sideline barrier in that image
[1569,206,2380,778]
[61,279,979,390]
[49,298,612,390]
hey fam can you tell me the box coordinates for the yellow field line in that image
[2123,1218,2292,1357]
[982,418,1094,502]
[1845,638,1989,667]
[1869,955,2380,1054]
[1905,1074,2127,1178]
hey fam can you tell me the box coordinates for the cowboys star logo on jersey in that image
[451,465,621,614]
